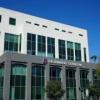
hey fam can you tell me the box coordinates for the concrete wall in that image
[0,7,89,62]
[0,52,96,100]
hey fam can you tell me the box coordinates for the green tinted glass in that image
[9,18,16,25]
[69,88,74,98]
[67,41,73,49]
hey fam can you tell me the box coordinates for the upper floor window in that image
[58,39,66,59]
[47,37,55,58]
[75,43,81,61]
[42,25,47,28]
[37,35,46,57]
[84,48,87,62]
[67,41,74,60]
[79,34,83,36]
[0,15,1,22]
[34,23,39,26]
[26,21,31,24]
[55,28,59,31]
[9,17,16,26]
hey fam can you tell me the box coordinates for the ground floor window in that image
[0,64,4,100]
[31,66,45,100]
[10,64,26,100]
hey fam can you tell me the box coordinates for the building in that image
[0,7,97,100]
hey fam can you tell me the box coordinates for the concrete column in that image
[76,67,81,100]
[45,64,50,100]
[61,66,66,100]
[3,60,11,100]
[89,69,93,84]
[25,62,32,100]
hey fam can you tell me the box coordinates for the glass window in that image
[31,66,45,100]
[84,48,87,62]
[66,69,76,100]
[50,67,61,80]
[27,33,36,55]
[59,40,66,59]
[47,37,55,58]
[0,15,1,22]
[4,33,19,53]
[0,65,4,100]
[10,64,26,100]
[9,17,16,25]
[75,43,81,61]
[80,70,89,100]
[67,41,74,60]
[37,35,46,57]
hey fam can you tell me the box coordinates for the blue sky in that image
[0,0,100,61]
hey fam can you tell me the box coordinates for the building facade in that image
[0,7,97,100]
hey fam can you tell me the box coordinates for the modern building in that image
[0,7,97,100]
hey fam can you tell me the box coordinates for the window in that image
[19,34,22,52]
[37,35,46,57]
[84,48,86,62]
[55,28,59,31]
[62,30,66,32]
[31,66,45,100]
[27,33,36,55]
[67,41,74,60]
[10,64,26,100]
[79,34,83,36]
[9,17,16,25]
[34,23,39,26]
[93,71,100,87]
[47,37,55,58]
[59,39,66,59]
[42,25,47,28]
[80,70,89,100]
[68,31,72,34]
[26,21,31,24]
[0,65,4,100]
[50,67,61,81]
[75,43,81,61]
[66,69,76,100]
[0,15,1,22]
[4,33,18,53]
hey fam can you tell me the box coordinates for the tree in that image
[89,83,100,100]
[45,80,66,100]
[90,55,97,63]
[96,63,100,78]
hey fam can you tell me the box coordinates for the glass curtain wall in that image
[80,70,89,100]
[10,64,26,100]
[4,33,18,53]
[75,43,81,61]
[58,40,66,59]
[31,66,45,100]
[66,69,76,100]
[47,37,55,58]
[67,41,74,60]
[27,33,36,55]
[0,65,4,100]
[38,35,46,57]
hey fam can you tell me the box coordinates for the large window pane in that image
[10,64,26,100]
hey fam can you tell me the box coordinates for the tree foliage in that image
[45,80,66,100]
[90,55,98,63]
[96,63,100,78]
[89,83,100,100]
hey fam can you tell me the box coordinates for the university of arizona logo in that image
[43,58,48,64]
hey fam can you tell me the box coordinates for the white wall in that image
[0,7,89,62]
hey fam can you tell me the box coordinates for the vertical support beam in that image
[61,66,66,100]
[45,64,50,100]
[25,62,32,100]
[89,69,93,84]
[76,67,81,100]
[3,59,11,100]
